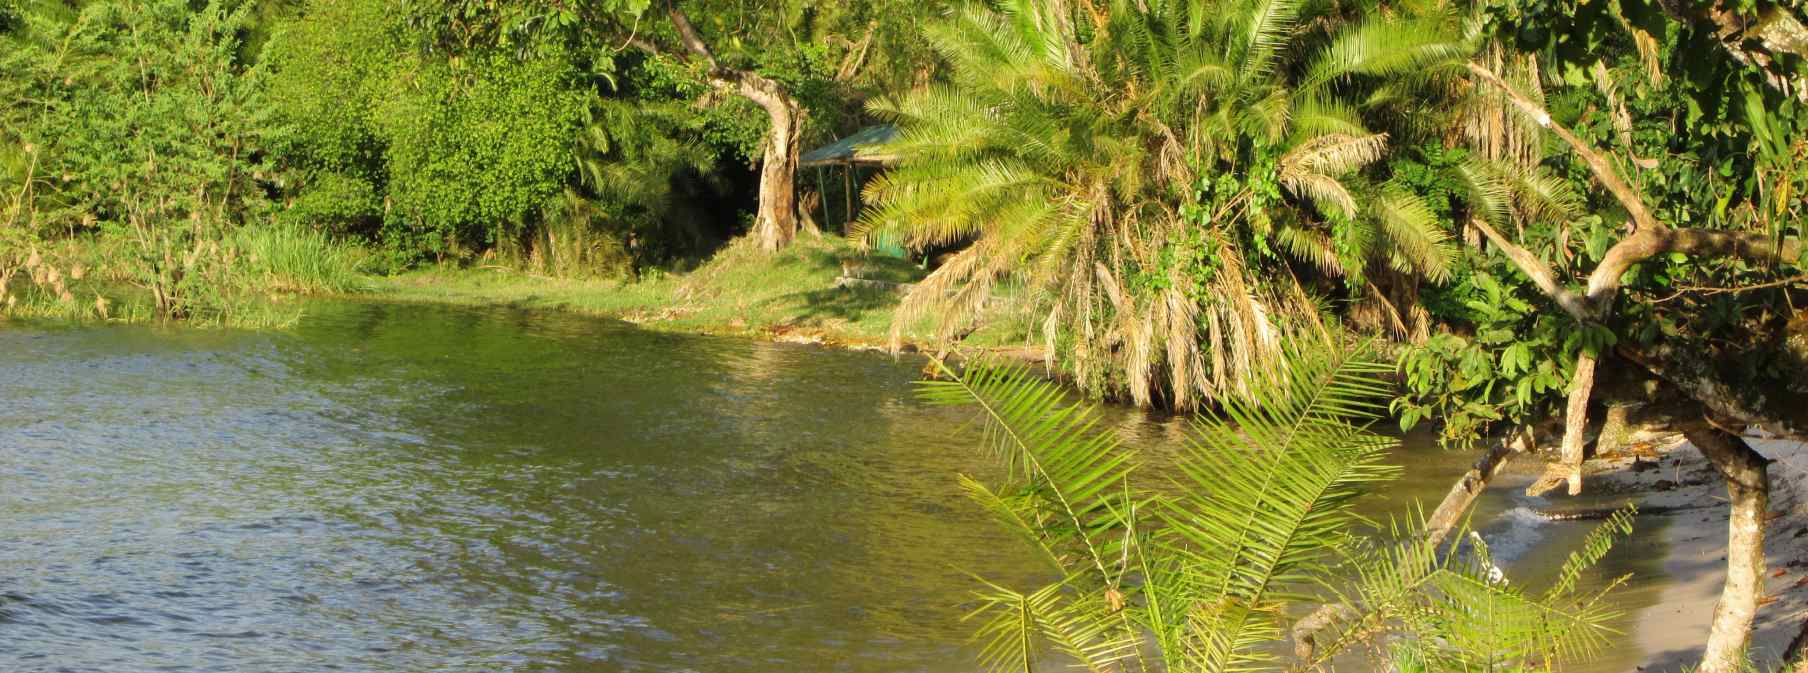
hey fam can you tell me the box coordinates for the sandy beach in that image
[1573,432,1808,671]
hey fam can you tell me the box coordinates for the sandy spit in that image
[1578,432,1808,672]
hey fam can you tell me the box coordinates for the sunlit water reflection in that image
[0,300,1663,672]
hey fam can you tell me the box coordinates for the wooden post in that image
[843,162,854,235]
[817,166,831,232]
[850,165,862,222]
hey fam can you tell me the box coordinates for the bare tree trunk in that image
[833,20,878,82]
[751,93,802,251]
[1556,356,1597,494]
[1686,426,1771,673]
[1424,429,1530,540]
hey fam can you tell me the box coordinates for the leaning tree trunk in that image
[1685,426,1771,673]
[660,5,803,252]
[746,83,802,251]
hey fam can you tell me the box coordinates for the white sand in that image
[1579,433,1808,671]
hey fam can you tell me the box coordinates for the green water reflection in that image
[0,300,1664,672]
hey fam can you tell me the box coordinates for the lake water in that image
[0,300,1665,672]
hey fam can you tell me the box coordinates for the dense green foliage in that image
[3,0,936,318]
[0,0,305,320]
[2,0,1802,431]
[854,0,1807,432]
[376,52,587,256]
[1387,0,1808,442]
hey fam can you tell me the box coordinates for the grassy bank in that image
[368,236,955,349]
[8,229,1044,357]
[1,225,367,328]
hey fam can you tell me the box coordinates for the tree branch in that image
[1619,342,1808,435]
[1658,0,1808,100]
[1472,217,1805,491]
[664,2,719,70]
[834,20,878,83]
[625,36,666,58]
[1465,62,1660,233]
[1469,217,1589,320]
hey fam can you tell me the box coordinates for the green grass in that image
[231,224,368,294]
[7,226,1047,356]
[2,224,364,329]
[368,236,938,347]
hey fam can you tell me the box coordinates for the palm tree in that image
[919,344,1633,673]
[859,0,1470,409]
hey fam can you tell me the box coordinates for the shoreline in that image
[1580,433,1808,671]
[355,240,1051,362]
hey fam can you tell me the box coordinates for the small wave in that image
[1475,506,1550,564]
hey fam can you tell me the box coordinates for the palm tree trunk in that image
[1684,426,1770,673]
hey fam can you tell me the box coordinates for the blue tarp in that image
[799,125,898,167]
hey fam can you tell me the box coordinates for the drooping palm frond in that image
[1238,0,1304,84]
[1290,97,1370,138]
[1455,154,1583,233]
[1505,164,1585,227]
[855,158,1053,249]
[1455,155,1515,228]
[1280,132,1391,180]
[1300,14,1471,92]
[1277,224,1347,277]
[917,358,1138,587]
[1372,187,1458,282]
[1284,173,1361,219]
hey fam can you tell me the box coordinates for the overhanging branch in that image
[1465,62,1660,233]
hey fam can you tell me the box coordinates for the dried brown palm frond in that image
[1460,43,1546,169]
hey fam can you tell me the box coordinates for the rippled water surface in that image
[0,300,1663,672]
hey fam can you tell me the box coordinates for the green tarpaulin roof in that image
[799,124,899,167]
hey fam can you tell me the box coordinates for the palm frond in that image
[934,344,1632,673]
[1276,224,1347,277]
[1314,512,1630,672]
[1455,155,1514,228]
[1545,504,1637,600]
[1282,173,1359,219]
[1160,342,1400,673]
[1299,16,1469,92]
[1459,155,1583,229]
[964,578,1143,673]
[918,360,1137,588]
[1371,187,1457,282]
[1290,97,1370,138]
[1239,0,1303,84]
[1279,132,1389,180]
